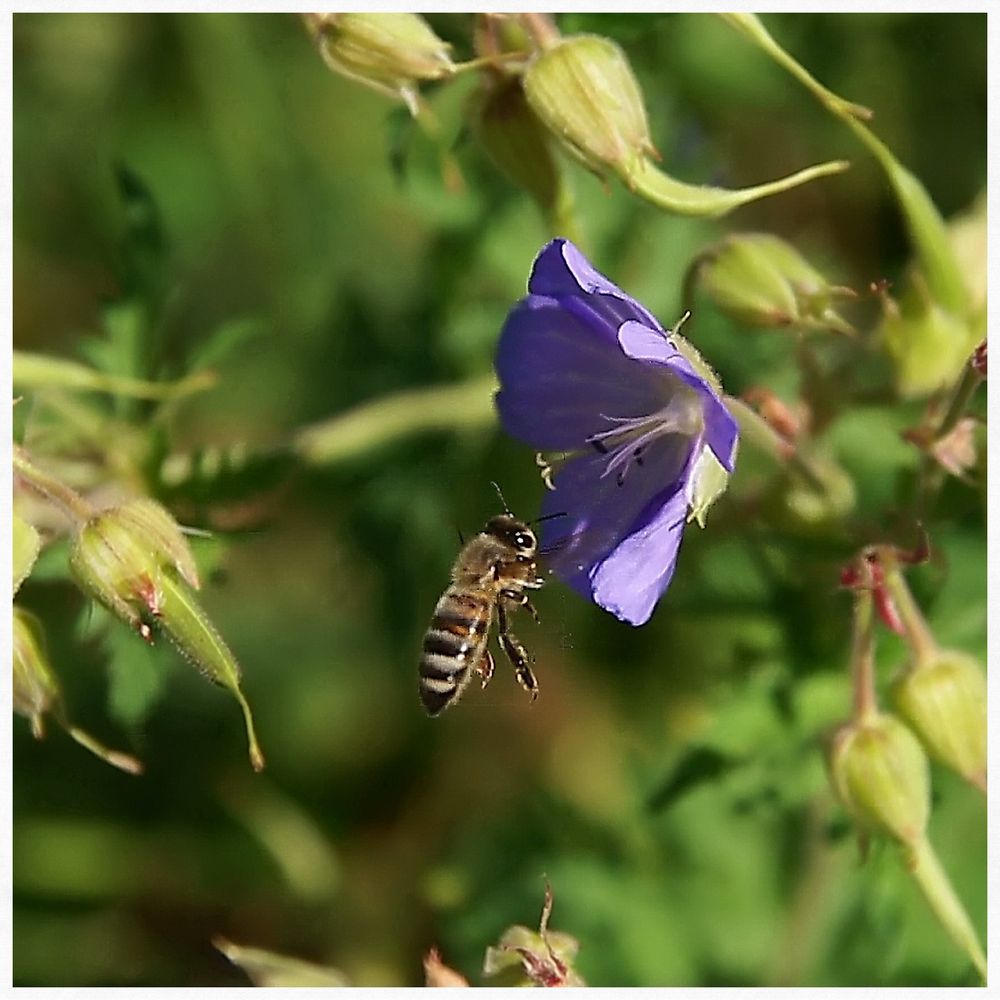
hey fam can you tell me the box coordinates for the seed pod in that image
[70,499,264,771]
[306,13,454,116]
[697,233,854,334]
[891,651,986,791]
[523,34,656,185]
[828,712,930,846]
[13,606,142,774]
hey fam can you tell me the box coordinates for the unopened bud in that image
[828,713,930,845]
[697,233,854,334]
[891,652,986,790]
[13,606,59,739]
[878,279,979,398]
[70,499,193,637]
[524,34,656,184]
[70,499,264,771]
[472,75,560,211]
[306,13,454,116]
[780,451,856,529]
[13,606,142,774]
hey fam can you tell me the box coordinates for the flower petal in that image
[590,485,689,625]
[528,239,663,334]
[539,431,694,607]
[495,296,667,450]
[618,321,739,472]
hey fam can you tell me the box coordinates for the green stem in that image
[881,559,938,669]
[915,360,984,514]
[850,587,878,725]
[518,12,560,51]
[905,836,987,983]
[719,14,873,121]
[292,376,497,466]
[13,446,95,525]
[720,13,967,315]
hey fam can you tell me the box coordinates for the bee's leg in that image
[474,648,495,689]
[500,588,540,623]
[498,603,538,701]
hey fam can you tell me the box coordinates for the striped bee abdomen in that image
[419,588,491,716]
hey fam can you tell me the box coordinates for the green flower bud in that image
[878,278,979,398]
[69,499,196,637]
[70,499,264,771]
[524,34,656,184]
[13,607,59,739]
[828,713,930,845]
[697,233,854,334]
[891,652,986,790]
[306,13,454,116]
[779,451,856,529]
[472,74,560,212]
[13,606,142,774]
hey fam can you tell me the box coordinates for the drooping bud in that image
[471,74,561,213]
[890,652,986,791]
[70,499,265,771]
[305,13,455,116]
[696,233,854,334]
[828,712,930,846]
[13,607,59,739]
[780,451,856,529]
[523,34,657,185]
[13,606,142,774]
[877,277,980,398]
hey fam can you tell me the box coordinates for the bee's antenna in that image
[490,480,512,514]
[532,511,568,526]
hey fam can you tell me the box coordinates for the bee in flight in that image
[419,485,557,716]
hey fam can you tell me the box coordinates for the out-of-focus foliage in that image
[12,12,985,987]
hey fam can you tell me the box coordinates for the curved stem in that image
[13,446,95,526]
[881,558,938,669]
[850,586,878,724]
[518,12,560,51]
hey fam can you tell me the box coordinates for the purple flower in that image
[495,239,739,626]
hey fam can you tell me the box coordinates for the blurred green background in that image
[13,12,986,986]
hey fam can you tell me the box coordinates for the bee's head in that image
[485,514,537,558]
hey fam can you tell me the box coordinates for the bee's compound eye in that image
[514,530,535,550]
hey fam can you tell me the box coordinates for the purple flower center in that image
[585,380,705,487]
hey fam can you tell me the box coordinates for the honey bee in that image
[419,486,548,716]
